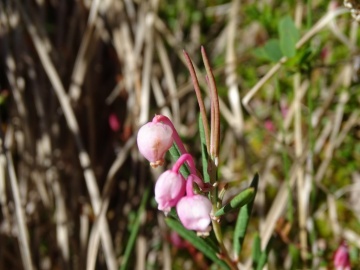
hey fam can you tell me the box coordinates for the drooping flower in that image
[137,121,173,167]
[334,241,351,270]
[155,170,185,215]
[176,175,212,235]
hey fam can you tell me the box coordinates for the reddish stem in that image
[188,174,207,190]
[183,50,210,153]
[201,46,220,164]
[171,153,196,175]
[185,175,194,196]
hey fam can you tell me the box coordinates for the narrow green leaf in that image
[289,243,300,268]
[256,252,268,270]
[199,115,210,183]
[168,141,181,160]
[165,218,231,270]
[214,187,255,217]
[252,233,261,267]
[278,15,299,58]
[169,143,190,177]
[120,188,150,270]
[233,173,259,257]
[256,238,272,270]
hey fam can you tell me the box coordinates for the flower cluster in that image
[137,115,213,235]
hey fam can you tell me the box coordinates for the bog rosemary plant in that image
[137,47,268,269]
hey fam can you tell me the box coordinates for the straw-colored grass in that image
[0,0,359,269]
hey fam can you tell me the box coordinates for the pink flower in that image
[155,171,185,215]
[177,194,212,235]
[334,242,351,270]
[137,122,173,167]
[176,175,212,235]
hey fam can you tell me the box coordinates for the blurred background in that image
[0,0,359,269]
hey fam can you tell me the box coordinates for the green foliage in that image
[233,174,259,257]
[254,39,283,62]
[165,218,231,270]
[252,235,272,270]
[215,187,255,217]
[278,16,300,58]
[254,15,300,62]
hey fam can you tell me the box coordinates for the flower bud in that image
[137,122,173,167]
[155,171,185,215]
[176,194,212,235]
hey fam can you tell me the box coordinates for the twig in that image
[151,77,173,118]
[293,72,307,260]
[225,0,244,136]
[68,0,102,102]
[0,126,34,270]
[87,136,136,270]
[139,13,155,125]
[315,92,349,183]
[156,35,180,126]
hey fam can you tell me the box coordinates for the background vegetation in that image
[0,0,359,269]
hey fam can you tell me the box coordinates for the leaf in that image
[165,218,231,270]
[214,187,255,217]
[169,143,190,178]
[199,115,210,183]
[254,39,282,62]
[252,234,272,270]
[289,243,300,268]
[120,188,150,270]
[256,238,272,270]
[233,173,259,257]
[252,233,261,267]
[278,15,299,58]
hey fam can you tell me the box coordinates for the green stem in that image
[212,220,238,270]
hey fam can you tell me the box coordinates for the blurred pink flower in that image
[264,120,275,132]
[137,122,173,167]
[155,170,185,215]
[108,113,120,132]
[169,231,186,248]
[334,242,351,270]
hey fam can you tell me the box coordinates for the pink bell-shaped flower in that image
[176,176,212,235]
[137,122,173,167]
[334,242,351,270]
[155,170,185,215]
